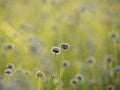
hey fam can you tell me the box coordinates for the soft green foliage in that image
[0,0,120,90]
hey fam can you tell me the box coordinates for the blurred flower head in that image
[51,46,60,54]
[0,75,4,79]
[6,63,14,70]
[4,69,13,76]
[71,79,78,86]
[35,70,45,78]
[107,85,114,90]
[114,65,120,75]
[76,74,83,81]
[52,73,57,79]
[63,60,70,68]
[116,38,120,44]
[60,43,70,50]
[87,57,95,64]
[109,32,119,39]
[105,56,113,63]
[4,43,14,50]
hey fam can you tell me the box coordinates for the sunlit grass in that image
[0,0,120,90]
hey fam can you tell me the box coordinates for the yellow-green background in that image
[0,0,120,90]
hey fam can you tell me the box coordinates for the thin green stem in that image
[37,79,41,90]
[113,40,118,66]
[59,49,65,81]
[47,54,56,90]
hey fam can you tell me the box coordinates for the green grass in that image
[0,0,120,90]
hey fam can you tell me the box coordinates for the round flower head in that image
[0,75,4,79]
[71,79,78,86]
[63,61,70,68]
[104,69,110,76]
[35,70,45,78]
[4,69,13,76]
[109,32,118,39]
[107,85,114,90]
[6,63,14,70]
[114,65,120,75]
[76,74,83,81]
[4,43,14,50]
[51,46,60,54]
[106,56,112,63]
[52,73,57,79]
[24,71,31,76]
[87,57,95,64]
[60,43,70,50]
[116,38,120,44]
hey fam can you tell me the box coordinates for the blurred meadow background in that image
[0,0,120,90]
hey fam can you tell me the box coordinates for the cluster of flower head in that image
[109,31,120,44]
[4,63,14,76]
[51,43,70,55]
[71,74,83,86]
